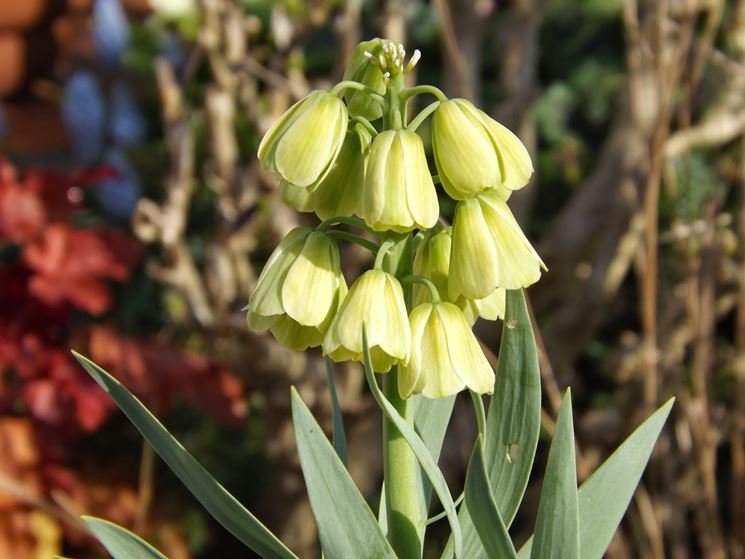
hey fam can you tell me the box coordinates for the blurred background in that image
[0,0,743,557]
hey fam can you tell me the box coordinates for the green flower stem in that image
[425,492,465,526]
[382,370,423,559]
[432,174,441,185]
[325,230,379,254]
[384,74,406,130]
[374,239,397,270]
[406,101,440,132]
[400,275,442,303]
[351,115,379,136]
[330,80,385,105]
[469,389,487,437]
[316,215,376,234]
[378,233,422,558]
[400,84,448,103]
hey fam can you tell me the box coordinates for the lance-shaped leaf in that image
[518,398,675,559]
[82,516,167,559]
[530,390,579,559]
[464,437,517,559]
[291,387,395,559]
[325,358,349,466]
[72,352,297,559]
[362,331,463,559]
[444,289,541,558]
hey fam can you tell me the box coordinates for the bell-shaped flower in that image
[413,228,505,324]
[279,123,371,219]
[342,38,386,121]
[246,228,346,350]
[398,302,494,399]
[323,269,410,372]
[432,98,532,199]
[449,190,545,300]
[258,91,348,188]
[359,129,439,232]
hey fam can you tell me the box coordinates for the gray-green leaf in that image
[290,387,395,559]
[72,352,297,559]
[530,390,580,559]
[464,437,518,559]
[445,289,542,559]
[518,397,675,559]
[82,516,167,559]
[325,358,349,466]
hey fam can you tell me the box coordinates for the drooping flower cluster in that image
[246,38,545,399]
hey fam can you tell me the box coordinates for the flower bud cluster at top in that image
[246,38,546,399]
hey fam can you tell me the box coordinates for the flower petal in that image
[282,232,340,327]
[449,198,499,300]
[415,304,466,398]
[248,227,310,317]
[437,303,494,395]
[402,130,439,230]
[275,93,348,187]
[270,315,324,350]
[480,192,545,289]
[480,110,533,190]
[433,99,500,199]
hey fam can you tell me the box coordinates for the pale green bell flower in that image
[432,98,532,199]
[279,123,371,220]
[246,228,347,350]
[343,38,386,121]
[258,91,348,188]
[413,227,505,324]
[323,269,410,373]
[359,129,439,233]
[398,302,494,399]
[449,190,545,300]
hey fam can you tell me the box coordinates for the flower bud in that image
[413,227,505,324]
[449,190,545,299]
[323,269,410,372]
[398,302,494,399]
[342,38,386,121]
[246,228,347,350]
[432,99,532,199]
[280,123,371,220]
[359,129,439,232]
[258,91,348,188]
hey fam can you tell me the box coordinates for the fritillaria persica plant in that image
[73,39,673,559]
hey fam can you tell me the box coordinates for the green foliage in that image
[72,352,297,559]
[324,358,349,466]
[361,331,464,559]
[518,398,674,559]
[291,387,395,559]
[530,391,580,559]
[463,437,517,559]
[444,289,542,559]
[82,517,167,559]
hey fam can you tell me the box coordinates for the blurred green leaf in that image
[464,437,517,559]
[518,398,675,559]
[445,289,542,559]
[362,331,463,559]
[72,352,297,559]
[530,390,580,559]
[324,358,348,466]
[82,516,167,559]
[290,387,395,559]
